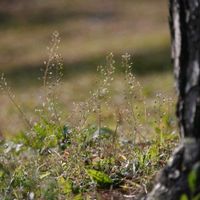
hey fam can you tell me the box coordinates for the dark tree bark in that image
[145,0,200,199]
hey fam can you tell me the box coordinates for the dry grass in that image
[0,0,172,136]
[0,48,178,199]
[0,1,178,199]
[0,0,168,72]
[0,71,175,137]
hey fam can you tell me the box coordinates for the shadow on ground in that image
[2,45,171,88]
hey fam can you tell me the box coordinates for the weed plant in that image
[0,32,178,199]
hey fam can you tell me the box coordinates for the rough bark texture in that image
[145,1,200,199]
[173,0,200,139]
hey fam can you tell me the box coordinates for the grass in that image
[0,1,178,199]
[0,33,179,199]
[0,0,169,75]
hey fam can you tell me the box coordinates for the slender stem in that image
[6,89,32,129]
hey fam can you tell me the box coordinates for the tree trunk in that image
[146,0,200,199]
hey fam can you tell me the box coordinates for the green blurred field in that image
[0,0,169,76]
[0,0,175,136]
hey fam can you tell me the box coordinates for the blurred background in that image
[0,0,173,135]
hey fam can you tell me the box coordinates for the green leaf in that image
[148,144,158,160]
[73,194,84,200]
[44,135,58,147]
[155,127,161,134]
[57,177,72,194]
[188,169,197,193]
[86,169,113,187]
[39,172,51,180]
[180,194,189,200]
[0,170,4,179]
[193,193,200,200]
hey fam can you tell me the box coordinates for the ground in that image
[0,0,171,135]
[0,1,179,199]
